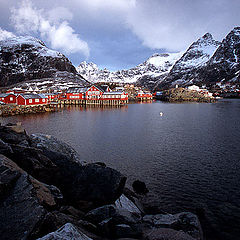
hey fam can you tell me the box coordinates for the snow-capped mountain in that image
[155,33,221,89]
[156,28,240,89]
[0,36,88,88]
[77,52,183,85]
[200,27,240,84]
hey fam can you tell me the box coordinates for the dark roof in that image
[66,87,87,93]
[19,94,48,99]
[98,85,109,92]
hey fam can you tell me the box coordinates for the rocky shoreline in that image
[0,104,58,117]
[0,123,203,240]
[158,88,216,103]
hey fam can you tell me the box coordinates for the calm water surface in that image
[2,99,240,240]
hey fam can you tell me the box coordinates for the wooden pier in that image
[57,99,128,106]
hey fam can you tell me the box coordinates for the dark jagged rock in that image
[85,205,117,224]
[0,125,28,144]
[0,139,13,156]
[9,144,59,184]
[132,180,149,195]
[0,36,87,87]
[0,154,62,240]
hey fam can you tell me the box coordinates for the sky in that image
[0,0,239,71]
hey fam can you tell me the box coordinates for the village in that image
[0,84,154,116]
[1,81,236,116]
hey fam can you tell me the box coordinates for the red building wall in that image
[85,86,103,99]
[1,94,17,104]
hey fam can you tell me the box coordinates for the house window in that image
[10,97,13,101]
[35,99,39,103]
[29,99,32,103]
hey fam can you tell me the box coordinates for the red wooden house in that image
[16,94,48,105]
[0,93,17,104]
[85,85,104,100]
[66,87,87,100]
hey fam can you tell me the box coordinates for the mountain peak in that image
[202,33,213,40]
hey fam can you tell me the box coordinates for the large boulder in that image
[37,223,93,240]
[143,212,203,240]
[8,144,59,185]
[0,125,29,145]
[115,194,142,215]
[0,154,62,240]
[132,180,149,195]
[85,204,142,238]
[30,133,82,164]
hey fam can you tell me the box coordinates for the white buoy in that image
[160,112,163,116]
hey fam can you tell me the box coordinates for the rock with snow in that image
[0,36,87,87]
[115,194,141,215]
[37,223,93,240]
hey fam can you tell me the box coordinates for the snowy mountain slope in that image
[155,33,221,89]
[76,52,183,84]
[200,27,240,84]
[0,36,87,87]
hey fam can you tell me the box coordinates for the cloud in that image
[0,28,16,41]
[10,0,89,57]
[125,0,240,51]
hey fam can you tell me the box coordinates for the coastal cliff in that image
[0,123,203,240]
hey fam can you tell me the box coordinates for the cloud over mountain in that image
[10,0,89,57]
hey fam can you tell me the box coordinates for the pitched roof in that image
[19,94,48,99]
[66,87,88,93]
[0,93,15,98]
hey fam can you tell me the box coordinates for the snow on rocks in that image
[37,223,93,240]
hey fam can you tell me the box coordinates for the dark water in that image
[2,99,240,240]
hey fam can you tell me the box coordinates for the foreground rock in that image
[0,123,204,240]
[143,212,203,240]
[30,133,82,164]
[0,154,62,240]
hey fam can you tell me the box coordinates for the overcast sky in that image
[0,0,239,70]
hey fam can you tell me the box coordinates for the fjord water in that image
[2,99,240,240]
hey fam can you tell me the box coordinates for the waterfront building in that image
[16,94,48,105]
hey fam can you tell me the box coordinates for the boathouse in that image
[0,93,17,104]
[16,94,48,105]
[66,87,87,100]
[137,91,153,101]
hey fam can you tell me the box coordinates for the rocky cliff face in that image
[77,53,182,86]
[0,36,87,88]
